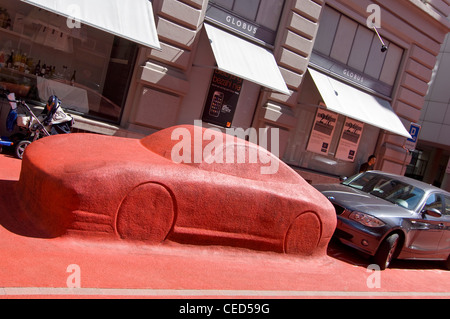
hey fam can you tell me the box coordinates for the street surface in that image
[0,151,448,300]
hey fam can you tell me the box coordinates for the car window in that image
[342,173,369,190]
[444,196,450,216]
[343,172,425,210]
[200,142,300,183]
[423,193,444,214]
[141,126,300,183]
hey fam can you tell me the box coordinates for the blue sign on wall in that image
[407,123,421,143]
[405,123,421,150]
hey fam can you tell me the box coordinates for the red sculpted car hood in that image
[22,133,170,174]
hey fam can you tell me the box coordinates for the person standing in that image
[359,155,376,173]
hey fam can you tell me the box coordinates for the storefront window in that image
[312,5,404,97]
[405,150,428,181]
[0,0,137,123]
[283,73,380,177]
[206,0,285,45]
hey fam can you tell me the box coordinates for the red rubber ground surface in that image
[0,153,449,299]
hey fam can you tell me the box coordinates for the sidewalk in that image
[0,152,449,299]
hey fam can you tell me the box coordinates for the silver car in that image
[314,171,450,270]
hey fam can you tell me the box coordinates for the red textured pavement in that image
[0,152,449,299]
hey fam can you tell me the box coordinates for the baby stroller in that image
[2,90,73,159]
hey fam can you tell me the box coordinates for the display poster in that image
[306,108,338,155]
[335,118,364,162]
[202,69,243,128]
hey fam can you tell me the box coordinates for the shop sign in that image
[202,69,243,128]
[205,4,275,45]
[309,53,393,97]
[335,118,364,162]
[343,68,365,84]
[306,108,338,155]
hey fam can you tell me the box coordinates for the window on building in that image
[312,5,404,97]
[283,72,381,177]
[207,0,285,45]
[405,150,429,181]
[0,1,138,124]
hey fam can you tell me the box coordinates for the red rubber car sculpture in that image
[17,125,336,256]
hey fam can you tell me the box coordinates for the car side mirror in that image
[422,208,442,218]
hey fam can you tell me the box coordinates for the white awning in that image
[308,68,411,138]
[204,24,290,95]
[21,0,161,49]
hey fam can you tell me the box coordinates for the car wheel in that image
[373,233,399,270]
[15,140,31,159]
[116,182,175,243]
[284,212,321,255]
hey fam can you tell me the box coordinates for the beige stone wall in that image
[120,0,449,179]
[124,0,324,142]
[371,0,449,175]
[121,0,208,134]
[306,0,450,176]
[253,0,325,157]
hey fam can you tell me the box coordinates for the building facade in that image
[408,30,450,191]
[1,0,449,184]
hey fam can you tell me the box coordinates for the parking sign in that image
[404,123,421,150]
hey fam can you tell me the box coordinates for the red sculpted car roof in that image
[141,125,302,183]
